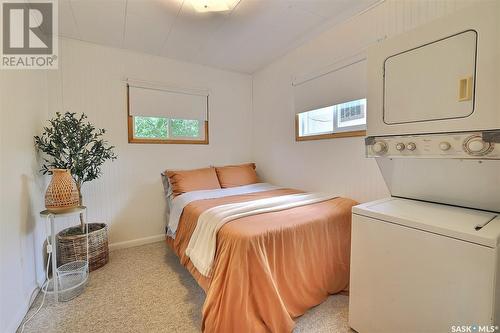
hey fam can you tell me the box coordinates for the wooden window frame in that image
[295,114,366,142]
[127,84,209,145]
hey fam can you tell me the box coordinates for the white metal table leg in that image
[40,207,87,303]
[50,215,58,302]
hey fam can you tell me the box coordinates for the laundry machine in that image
[349,198,500,333]
[349,2,500,332]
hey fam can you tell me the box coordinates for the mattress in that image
[166,187,356,333]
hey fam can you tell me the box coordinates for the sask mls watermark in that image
[1,0,58,69]
[451,325,500,333]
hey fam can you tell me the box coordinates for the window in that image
[293,56,367,141]
[133,116,202,140]
[296,99,366,140]
[127,83,208,144]
[298,106,334,137]
[134,116,168,139]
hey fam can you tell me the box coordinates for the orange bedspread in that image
[166,188,357,333]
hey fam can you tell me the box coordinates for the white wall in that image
[48,38,253,248]
[251,0,473,203]
[0,70,49,333]
[1,37,253,332]
[1,1,476,331]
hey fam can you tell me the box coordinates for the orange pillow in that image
[166,167,221,197]
[215,163,259,188]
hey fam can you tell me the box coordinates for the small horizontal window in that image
[126,83,209,144]
[296,98,367,141]
[129,116,206,143]
[134,116,201,139]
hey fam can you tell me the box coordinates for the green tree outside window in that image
[171,119,199,137]
[134,117,168,138]
[134,116,200,139]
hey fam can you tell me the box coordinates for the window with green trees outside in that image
[130,116,207,144]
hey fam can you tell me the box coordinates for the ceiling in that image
[59,0,378,73]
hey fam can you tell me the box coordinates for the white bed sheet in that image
[166,183,281,237]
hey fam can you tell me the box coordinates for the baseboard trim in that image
[109,234,165,251]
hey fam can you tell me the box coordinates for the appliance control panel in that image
[366,131,500,159]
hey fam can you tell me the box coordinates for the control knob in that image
[463,135,494,156]
[439,142,451,151]
[407,142,416,151]
[395,143,405,151]
[372,141,388,155]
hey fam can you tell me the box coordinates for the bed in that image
[163,165,357,333]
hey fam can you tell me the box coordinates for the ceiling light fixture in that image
[190,0,240,13]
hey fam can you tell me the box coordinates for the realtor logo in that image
[1,0,58,69]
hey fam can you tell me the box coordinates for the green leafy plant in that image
[35,112,117,231]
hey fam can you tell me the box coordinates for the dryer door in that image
[366,1,500,136]
[384,30,476,125]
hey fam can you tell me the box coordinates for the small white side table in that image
[40,206,89,302]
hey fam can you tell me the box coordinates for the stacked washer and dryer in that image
[349,2,500,333]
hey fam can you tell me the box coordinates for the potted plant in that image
[35,112,117,271]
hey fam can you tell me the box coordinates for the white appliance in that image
[350,198,500,333]
[349,2,500,332]
[364,0,500,213]
[368,131,500,212]
[367,2,500,136]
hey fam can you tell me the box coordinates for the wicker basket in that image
[57,223,109,272]
[45,169,80,213]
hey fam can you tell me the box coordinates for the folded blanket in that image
[167,183,281,237]
[185,192,338,277]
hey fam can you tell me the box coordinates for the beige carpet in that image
[19,241,352,333]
